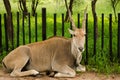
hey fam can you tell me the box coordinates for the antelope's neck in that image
[71,38,79,59]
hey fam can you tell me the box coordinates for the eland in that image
[2,3,87,77]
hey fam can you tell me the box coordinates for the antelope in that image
[2,3,87,78]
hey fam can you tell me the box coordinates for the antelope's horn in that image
[65,0,76,30]
[82,5,88,32]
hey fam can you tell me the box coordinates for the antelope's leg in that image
[53,65,76,77]
[10,56,39,77]
[11,69,39,77]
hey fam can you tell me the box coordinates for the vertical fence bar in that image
[42,8,46,40]
[54,13,57,36]
[28,13,31,43]
[78,13,80,28]
[109,14,112,61]
[17,12,19,47]
[35,13,38,42]
[0,14,2,53]
[10,13,14,50]
[11,13,14,50]
[4,14,8,51]
[85,13,88,65]
[22,13,25,45]
[93,13,97,56]
[118,13,120,62]
[101,13,104,49]
[62,13,64,36]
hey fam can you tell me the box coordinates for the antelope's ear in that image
[68,28,74,35]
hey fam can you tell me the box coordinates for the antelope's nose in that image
[78,47,83,52]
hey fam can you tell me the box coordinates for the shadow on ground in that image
[0,67,120,80]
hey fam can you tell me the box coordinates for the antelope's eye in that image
[73,34,76,37]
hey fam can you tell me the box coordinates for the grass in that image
[0,0,120,74]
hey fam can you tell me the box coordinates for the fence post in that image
[35,13,38,42]
[85,13,88,65]
[0,14,2,53]
[28,13,31,43]
[11,13,14,50]
[118,13,120,62]
[22,13,25,45]
[101,13,104,49]
[4,14,8,51]
[54,13,57,36]
[109,14,112,61]
[93,13,97,56]
[17,12,19,47]
[62,13,64,36]
[42,8,46,40]
[78,13,80,28]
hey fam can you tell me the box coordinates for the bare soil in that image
[0,67,120,80]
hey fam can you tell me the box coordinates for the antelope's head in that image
[65,1,87,52]
[69,28,86,52]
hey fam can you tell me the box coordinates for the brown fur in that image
[2,37,77,77]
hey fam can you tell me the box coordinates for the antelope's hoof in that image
[76,66,86,72]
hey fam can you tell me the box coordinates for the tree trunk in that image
[113,5,117,21]
[65,0,74,22]
[19,0,28,16]
[91,0,98,38]
[3,0,14,42]
[111,0,117,22]
[31,0,39,16]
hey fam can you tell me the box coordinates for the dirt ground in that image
[0,68,120,80]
